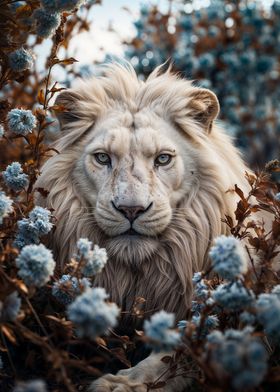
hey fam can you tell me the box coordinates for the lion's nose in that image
[112,202,152,223]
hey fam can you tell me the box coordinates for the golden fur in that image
[36,63,250,325]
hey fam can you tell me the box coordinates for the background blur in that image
[7,0,280,168]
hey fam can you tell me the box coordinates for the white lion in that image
[36,63,254,391]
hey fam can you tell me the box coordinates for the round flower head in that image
[82,245,108,277]
[213,282,255,311]
[209,235,248,280]
[13,379,47,392]
[0,292,21,322]
[144,310,181,351]
[52,274,90,305]
[0,191,13,224]
[256,292,280,343]
[2,162,29,191]
[41,0,86,12]
[275,193,280,202]
[67,287,119,339]
[8,48,34,72]
[33,8,61,38]
[0,125,4,137]
[77,238,92,258]
[7,109,37,136]
[206,327,268,390]
[16,244,55,287]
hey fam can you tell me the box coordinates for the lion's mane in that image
[36,64,250,322]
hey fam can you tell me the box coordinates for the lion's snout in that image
[111,201,153,223]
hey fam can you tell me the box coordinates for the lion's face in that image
[74,108,197,258]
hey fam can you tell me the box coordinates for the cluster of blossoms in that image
[2,162,28,192]
[52,274,90,305]
[7,108,37,136]
[144,310,181,352]
[33,0,87,38]
[67,287,119,339]
[0,191,13,224]
[178,233,280,390]
[206,327,268,390]
[16,244,55,287]
[14,206,53,248]
[127,1,280,165]
[76,238,108,277]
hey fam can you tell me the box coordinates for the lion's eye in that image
[94,152,111,166]
[154,154,172,166]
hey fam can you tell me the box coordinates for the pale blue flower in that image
[0,125,4,137]
[144,310,181,351]
[52,274,90,305]
[2,162,28,191]
[0,191,13,224]
[256,292,280,343]
[240,311,256,325]
[16,244,55,287]
[0,292,21,321]
[77,238,92,258]
[41,0,86,12]
[67,287,119,339]
[206,327,268,390]
[13,380,47,392]
[213,282,255,311]
[76,238,107,277]
[8,48,34,72]
[14,206,53,248]
[209,235,248,280]
[7,108,37,136]
[275,193,280,202]
[33,8,61,38]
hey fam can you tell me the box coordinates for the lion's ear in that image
[54,90,87,128]
[188,88,219,133]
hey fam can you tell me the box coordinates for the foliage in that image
[0,1,279,391]
[126,0,280,167]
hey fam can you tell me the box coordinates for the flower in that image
[256,292,280,343]
[13,380,48,392]
[209,235,248,280]
[8,48,34,72]
[0,125,4,137]
[7,108,37,136]
[52,274,90,305]
[0,191,13,224]
[2,162,29,191]
[76,238,107,277]
[191,314,219,338]
[77,238,92,258]
[16,244,55,287]
[33,8,61,38]
[41,0,86,12]
[212,282,255,311]
[275,192,280,202]
[144,310,181,351]
[0,292,21,321]
[240,311,256,325]
[14,206,53,248]
[67,287,119,339]
[206,327,268,390]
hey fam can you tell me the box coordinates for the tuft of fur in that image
[36,63,250,323]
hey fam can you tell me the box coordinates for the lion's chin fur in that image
[103,234,160,265]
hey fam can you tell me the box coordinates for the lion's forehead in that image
[88,109,179,159]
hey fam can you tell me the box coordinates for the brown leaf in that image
[1,325,17,344]
[37,89,45,105]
